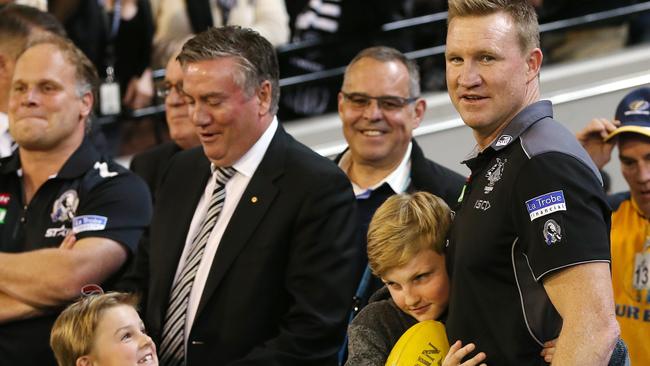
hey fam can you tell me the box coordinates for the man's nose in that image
[361,99,383,121]
[166,87,185,106]
[191,103,211,126]
[458,62,482,89]
[18,87,40,107]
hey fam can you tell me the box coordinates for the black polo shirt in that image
[0,139,152,366]
[446,101,611,365]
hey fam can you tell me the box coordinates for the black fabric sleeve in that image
[513,152,611,280]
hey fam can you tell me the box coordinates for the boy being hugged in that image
[345,192,486,366]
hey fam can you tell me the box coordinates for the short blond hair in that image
[448,0,540,53]
[50,292,139,366]
[22,34,99,101]
[367,192,452,277]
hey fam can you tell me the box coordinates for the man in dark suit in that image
[123,26,361,365]
[335,46,464,308]
[130,49,200,200]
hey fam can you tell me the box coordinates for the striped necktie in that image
[159,166,236,366]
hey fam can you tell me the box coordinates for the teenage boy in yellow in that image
[50,292,158,366]
[577,87,650,365]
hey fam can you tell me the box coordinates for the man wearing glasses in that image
[130,50,200,200]
[335,46,464,310]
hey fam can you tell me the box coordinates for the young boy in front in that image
[50,292,158,366]
[345,192,485,366]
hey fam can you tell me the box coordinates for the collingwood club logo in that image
[484,158,506,194]
[51,189,79,223]
[543,219,562,246]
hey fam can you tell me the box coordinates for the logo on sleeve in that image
[525,190,566,221]
[73,215,108,233]
[0,193,10,205]
[0,208,6,224]
[543,219,562,245]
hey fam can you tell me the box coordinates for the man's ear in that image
[256,80,272,116]
[0,54,6,75]
[0,54,11,80]
[79,91,94,120]
[337,91,345,116]
[526,48,543,82]
[412,98,427,129]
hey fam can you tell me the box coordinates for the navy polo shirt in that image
[446,101,611,365]
[0,139,152,365]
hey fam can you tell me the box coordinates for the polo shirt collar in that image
[463,100,553,163]
[0,138,99,178]
[0,149,21,174]
[55,138,102,179]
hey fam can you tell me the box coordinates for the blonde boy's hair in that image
[367,192,452,277]
[50,292,139,366]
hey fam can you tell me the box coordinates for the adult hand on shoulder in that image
[576,118,619,170]
[443,340,487,366]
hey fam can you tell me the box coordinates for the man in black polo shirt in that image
[443,0,619,364]
[0,36,151,365]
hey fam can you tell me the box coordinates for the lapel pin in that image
[251,196,258,203]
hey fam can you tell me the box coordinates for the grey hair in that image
[178,26,280,115]
[344,46,421,98]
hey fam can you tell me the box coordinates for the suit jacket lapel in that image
[195,127,287,317]
[152,150,212,327]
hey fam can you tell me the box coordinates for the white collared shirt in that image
[339,142,413,198]
[174,117,279,346]
[0,112,14,158]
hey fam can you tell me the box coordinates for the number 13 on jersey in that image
[634,253,650,290]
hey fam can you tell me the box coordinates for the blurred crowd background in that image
[2,0,649,158]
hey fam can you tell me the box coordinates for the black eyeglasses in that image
[341,91,419,111]
[157,81,183,99]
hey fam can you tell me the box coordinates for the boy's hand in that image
[443,340,487,366]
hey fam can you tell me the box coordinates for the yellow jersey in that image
[611,197,650,365]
